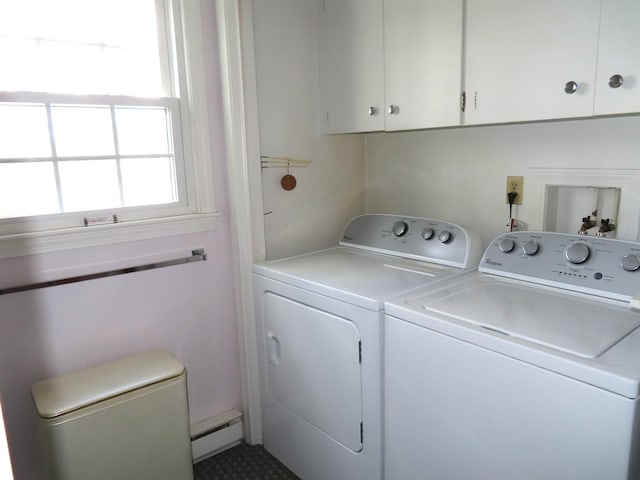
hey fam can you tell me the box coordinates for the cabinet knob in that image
[608,74,624,89]
[564,81,578,94]
[387,105,399,115]
[368,106,378,116]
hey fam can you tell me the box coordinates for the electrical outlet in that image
[506,176,523,205]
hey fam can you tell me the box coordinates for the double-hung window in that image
[0,0,215,255]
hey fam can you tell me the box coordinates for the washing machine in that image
[253,214,482,480]
[384,230,640,480]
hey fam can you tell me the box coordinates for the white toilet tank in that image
[31,349,194,480]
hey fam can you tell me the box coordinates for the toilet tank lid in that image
[31,349,186,419]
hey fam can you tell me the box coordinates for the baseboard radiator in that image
[190,409,243,463]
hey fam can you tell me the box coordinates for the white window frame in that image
[0,0,218,259]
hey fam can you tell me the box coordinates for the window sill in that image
[0,212,221,259]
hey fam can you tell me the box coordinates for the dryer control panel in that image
[480,231,640,302]
[340,214,483,269]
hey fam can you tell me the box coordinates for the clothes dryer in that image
[385,231,640,480]
[253,214,481,480]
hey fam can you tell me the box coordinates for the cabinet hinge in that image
[360,422,364,443]
[460,91,466,113]
[358,341,362,363]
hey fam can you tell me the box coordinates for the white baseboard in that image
[191,409,243,463]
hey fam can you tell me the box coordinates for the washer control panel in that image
[340,214,482,269]
[480,231,640,301]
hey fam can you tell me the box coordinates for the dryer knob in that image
[421,227,435,240]
[392,221,409,237]
[522,239,539,256]
[438,230,452,243]
[621,254,640,272]
[498,238,515,253]
[565,242,591,264]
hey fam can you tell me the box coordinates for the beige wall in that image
[252,0,366,260]
[251,1,640,258]
[366,116,640,247]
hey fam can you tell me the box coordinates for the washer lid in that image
[424,279,640,358]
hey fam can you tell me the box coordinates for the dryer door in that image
[263,292,363,452]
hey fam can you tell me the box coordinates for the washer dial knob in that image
[498,238,515,253]
[522,239,539,256]
[565,242,591,264]
[392,221,409,237]
[422,228,435,240]
[621,254,640,272]
[438,230,452,244]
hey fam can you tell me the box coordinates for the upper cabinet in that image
[463,0,601,125]
[321,0,384,134]
[322,0,463,133]
[321,0,640,134]
[383,0,463,131]
[594,0,640,115]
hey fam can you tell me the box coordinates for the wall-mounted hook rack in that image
[260,155,312,169]
[260,155,311,191]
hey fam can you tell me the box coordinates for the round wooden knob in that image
[280,174,297,191]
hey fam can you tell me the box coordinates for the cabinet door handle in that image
[387,105,399,115]
[564,81,578,94]
[368,106,379,116]
[608,74,624,89]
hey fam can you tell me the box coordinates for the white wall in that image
[251,0,365,261]
[0,3,242,479]
[248,0,640,258]
[366,116,640,248]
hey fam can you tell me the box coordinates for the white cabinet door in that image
[322,0,384,134]
[594,0,640,115]
[464,0,601,126]
[383,0,464,131]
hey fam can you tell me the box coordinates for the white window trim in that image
[0,0,218,259]
[216,0,263,444]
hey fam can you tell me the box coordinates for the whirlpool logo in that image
[484,258,503,267]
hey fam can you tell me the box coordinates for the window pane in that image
[98,0,160,49]
[116,107,171,155]
[121,157,177,207]
[51,106,114,157]
[40,41,109,95]
[0,162,59,217]
[0,38,40,92]
[0,104,51,158]
[0,1,40,38]
[0,0,164,96]
[58,160,120,212]
[105,48,163,97]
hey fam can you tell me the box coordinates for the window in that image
[0,0,216,255]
